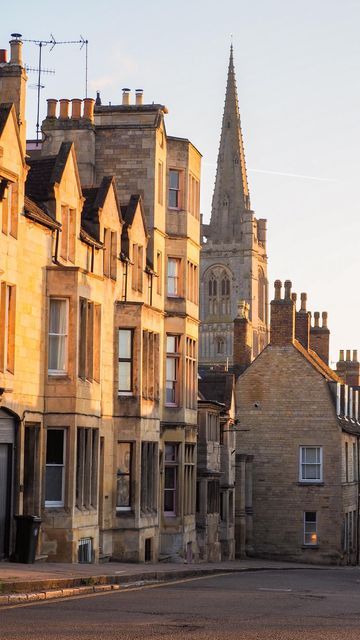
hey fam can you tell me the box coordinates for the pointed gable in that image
[121,194,149,258]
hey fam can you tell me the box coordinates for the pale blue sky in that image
[1,0,359,365]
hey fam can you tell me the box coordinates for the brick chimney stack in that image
[335,350,360,386]
[295,292,310,350]
[233,300,253,372]
[310,310,330,365]
[270,280,296,346]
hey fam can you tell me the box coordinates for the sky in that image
[1,0,359,365]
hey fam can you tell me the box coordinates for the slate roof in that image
[198,372,235,411]
[82,176,121,242]
[24,196,60,230]
[26,142,73,204]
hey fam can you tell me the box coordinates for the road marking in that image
[258,588,292,592]
[2,572,238,611]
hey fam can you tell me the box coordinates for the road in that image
[1,568,360,639]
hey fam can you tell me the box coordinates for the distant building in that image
[199,47,269,368]
[234,280,360,565]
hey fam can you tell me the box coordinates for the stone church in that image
[200,47,269,368]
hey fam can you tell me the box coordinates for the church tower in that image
[199,46,269,368]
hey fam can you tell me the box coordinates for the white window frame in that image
[304,511,318,546]
[167,257,181,297]
[165,335,180,406]
[299,446,323,483]
[118,329,133,396]
[45,428,66,508]
[48,298,69,376]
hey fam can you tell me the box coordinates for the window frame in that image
[168,169,181,209]
[48,298,69,376]
[167,257,181,298]
[299,446,323,484]
[304,511,318,546]
[164,443,179,516]
[45,428,66,508]
[118,328,134,396]
[116,441,133,512]
[165,335,180,406]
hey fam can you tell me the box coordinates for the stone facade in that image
[0,37,202,563]
[199,47,268,368]
[234,281,360,565]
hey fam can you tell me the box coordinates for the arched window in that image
[258,267,266,323]
[220,272,231,315]
[216,336,225,355]
[208,273,218,315]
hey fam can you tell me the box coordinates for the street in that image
[1,568,360,639]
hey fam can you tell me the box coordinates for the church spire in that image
[209,46,250,242]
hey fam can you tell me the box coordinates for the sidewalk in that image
[0,558,335,605]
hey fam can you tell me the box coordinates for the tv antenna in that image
[11,33,89,145]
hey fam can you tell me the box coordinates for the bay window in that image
[48,299,68,375]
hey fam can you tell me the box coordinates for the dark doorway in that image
[0,409,15,559]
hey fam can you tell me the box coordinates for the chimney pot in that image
[346,349,351,362]
[71,98,82,119]
[314,311,320,328]
[284,280,292,300]
[83,97,95,122]
[339,350,344,362]
[46,99,58,118]
[59,98,70,120]
[135,89,143,105]
[0,49,8,64]
[322,311,328,328]
[122,88,131,106]
[353,350,358,363]
[300,292,307,312]
[291,292,297,304]
[9,38,22,65]
[274,280,282,300]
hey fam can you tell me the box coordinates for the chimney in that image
[270,280,296,346]
[233,300,253,371]
[335,349,360,387]
[59,98,70,120]
[95,91,102,106]
[71,98,82,119]
[83,98,95,122]
[0,36,27,151]
[135,89,143,106]
[46,99,58,118]
[309,310,330,365]
[295,292,310,350]
[122,88,130,105]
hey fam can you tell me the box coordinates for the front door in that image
[0,410,15,559]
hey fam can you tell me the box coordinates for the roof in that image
[82,176,122,242]
[293,339,341,382]
[24,196,61,230]
[26,141,73,203]
[0,104,12,137]
[198,372,235,410]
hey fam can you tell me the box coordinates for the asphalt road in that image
[2,568,360,639]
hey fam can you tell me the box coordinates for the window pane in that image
[304,448,318,464]
[45,466,63,503]
[119,330,131,359]
[164,489,175,512]
[165,466,176,488]
[169,190,178,208]
[166,384,175,404]
[46,430,64,465]
[167,259,178,278]
[304,464,319,480]
[167,336,176,353]
[166,357,176,381]
[169,170,179,189]
[49,299,67,334]
[119,362,131,391]
[49,335,66,371]
[165,444,176,462]
[117,443,131,473]
[116,475,130,508]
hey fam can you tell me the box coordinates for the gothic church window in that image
[220,272,231,315]
[216,336,225,355]
[206,267,232,318]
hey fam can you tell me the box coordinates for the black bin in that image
[14,515,41,563]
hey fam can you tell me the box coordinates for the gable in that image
[0,104,24,177]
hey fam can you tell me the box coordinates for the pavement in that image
[0,557,334,606]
